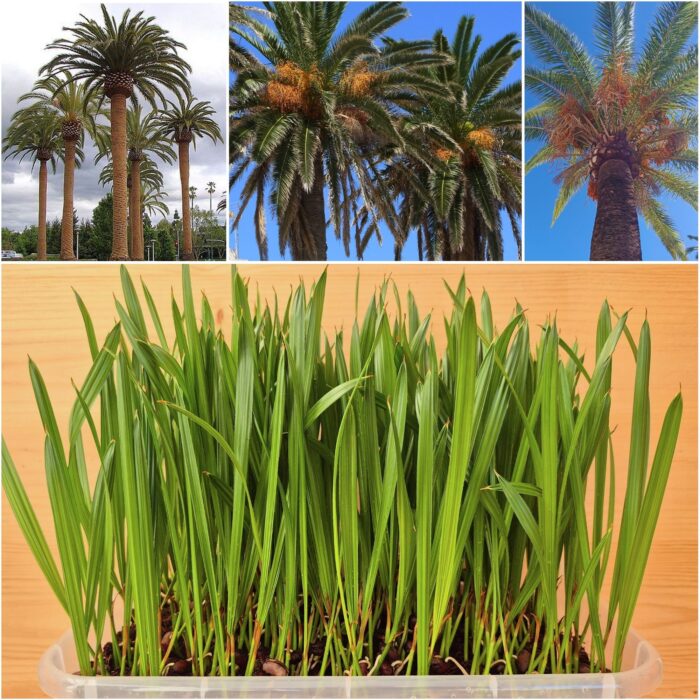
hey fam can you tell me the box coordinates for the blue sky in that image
[525,1,698,261]
[230,1,522,261]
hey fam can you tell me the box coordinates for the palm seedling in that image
[2,106,70,260]
[3,267,682,680]
[41,3,191,260]
[19,72,102,260]
[381,17,522,261]
[230,1,447,260]
[526,1,698,260]
[156,96,223,260]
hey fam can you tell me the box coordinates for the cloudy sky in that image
[1,2,228,232]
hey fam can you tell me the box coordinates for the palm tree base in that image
[60,255,77,262]
[109,254,131,261]
[180,251,194,261]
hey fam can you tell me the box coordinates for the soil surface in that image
[96,604,599,677]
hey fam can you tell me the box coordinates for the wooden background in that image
[2,263,697,698]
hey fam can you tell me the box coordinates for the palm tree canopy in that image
[230,1,449,258]
[40,3,192,108]
[525,1,698,258]
[95,105,176,164]
[141,183,170,218]
[379,16,522,260]
[2,105,73,172]
[157,95,223,147]
[19,72,103,143]
[99,157,165,191]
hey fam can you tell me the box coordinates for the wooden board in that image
[2,263,697,698]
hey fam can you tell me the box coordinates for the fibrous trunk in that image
[179,140,194,260]
[110,92,130,260]
[60,138,77,260]
[295,154,327,260]
[590,159,641,261]
[37,159,48,261]
[129,160,143,260]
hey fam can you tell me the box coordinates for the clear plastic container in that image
[38,628,662,698]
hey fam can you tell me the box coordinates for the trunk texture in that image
[37,160,48,260]
[129,160,144,260]
[590,159,641,261]
[296,154,327,260]
[110,93,130,260]
[179,140,194,260]
[60,139,77,260]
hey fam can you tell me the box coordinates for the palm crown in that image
[157,95,223,146]
[19,72,101,143]
[526,1,698,258]
[3,105,69,170]
[230,1,447,259]
[382,17,522,260]
[40,3,192,105]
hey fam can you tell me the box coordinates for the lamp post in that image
[75,228,80,260]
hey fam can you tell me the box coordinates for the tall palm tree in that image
[157,96,222,260]
[230,2,446,260]
[206,181,216,212]
[526,2,698,260]
[41,3,191,260]
[3,106,66,260]
[381,17,522,260]
[20,72,100,260]
[96,107,175,259]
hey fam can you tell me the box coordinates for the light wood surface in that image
[2,263,697,698]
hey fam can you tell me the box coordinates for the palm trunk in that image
[129,160,144,260]
[110,92,130,260]
[60,139,77,260]
[590,159,641,261]
[37,159,48,261]
[297,154,327,260]
[179,140,194,260]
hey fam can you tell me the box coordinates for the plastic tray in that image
[38,628,662,698]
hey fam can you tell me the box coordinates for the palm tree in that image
[96,107,175,259]
[41,4,191,260]
[157,96,222,260]
[230,2,446,260]
[3,106,66,260]
[381,17,521,260]
[206,181,216,213]
[20,72,100,260]
[526,2,698,260]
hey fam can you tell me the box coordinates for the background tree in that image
[525,2,698,260]
[157,95,222,259]
[81,193,115,260]
[20,72,99,260]
[41,3,191,259]
[206,180,216,212]
[2,106,65,260]
[230,1,446,260]
[152,218,178,260]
